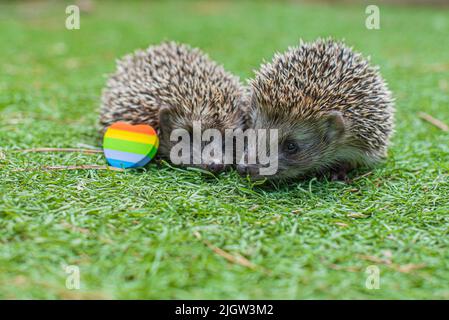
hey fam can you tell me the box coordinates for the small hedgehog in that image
[99,42,247,172]
[238,39,395,181]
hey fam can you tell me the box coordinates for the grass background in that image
[0,0,448,299]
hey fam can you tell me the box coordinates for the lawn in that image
[0,0,448,299]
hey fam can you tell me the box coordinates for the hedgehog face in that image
[238,104,346,181]
[158,106,245,173]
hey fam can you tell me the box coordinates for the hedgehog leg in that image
[330,163,353,182]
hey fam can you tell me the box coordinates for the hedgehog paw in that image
[330,164,352,183]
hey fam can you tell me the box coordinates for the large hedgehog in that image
[99,42,247,172]
[239,39,395,181]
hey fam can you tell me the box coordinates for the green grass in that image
[1,0,448,299]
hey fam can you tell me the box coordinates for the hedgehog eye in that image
[284,141,299,154]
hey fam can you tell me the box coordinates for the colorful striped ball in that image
[103,122,159,169]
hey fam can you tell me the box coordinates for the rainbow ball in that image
[103,122,159,169]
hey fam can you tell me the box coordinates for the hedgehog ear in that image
[250,93,258,109]
[324,111,345,141]
[159,106,173,137]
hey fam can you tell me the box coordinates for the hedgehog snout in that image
[207,161,225,173]
[236,163,259,177]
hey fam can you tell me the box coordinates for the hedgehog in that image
[99,42,247,172]
[237,39,395,181]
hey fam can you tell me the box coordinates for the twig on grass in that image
[418,112,449,132]
[350,171,373,182]
[394,263,426,273]
[18,148,103,154]
[358,254,426,274]
[13,165,124,172]
[193,231,269,273]
[358,254,392,265]
[76,143,102,150]
[329,264,362,272]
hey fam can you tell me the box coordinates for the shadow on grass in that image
[144,159,378,197]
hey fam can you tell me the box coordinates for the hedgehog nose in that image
[237,164,259,176]
[207,162,225,173]
[237,164,248,175]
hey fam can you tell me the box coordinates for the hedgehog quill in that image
[239,39,395,181]
[99,42,247,172]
